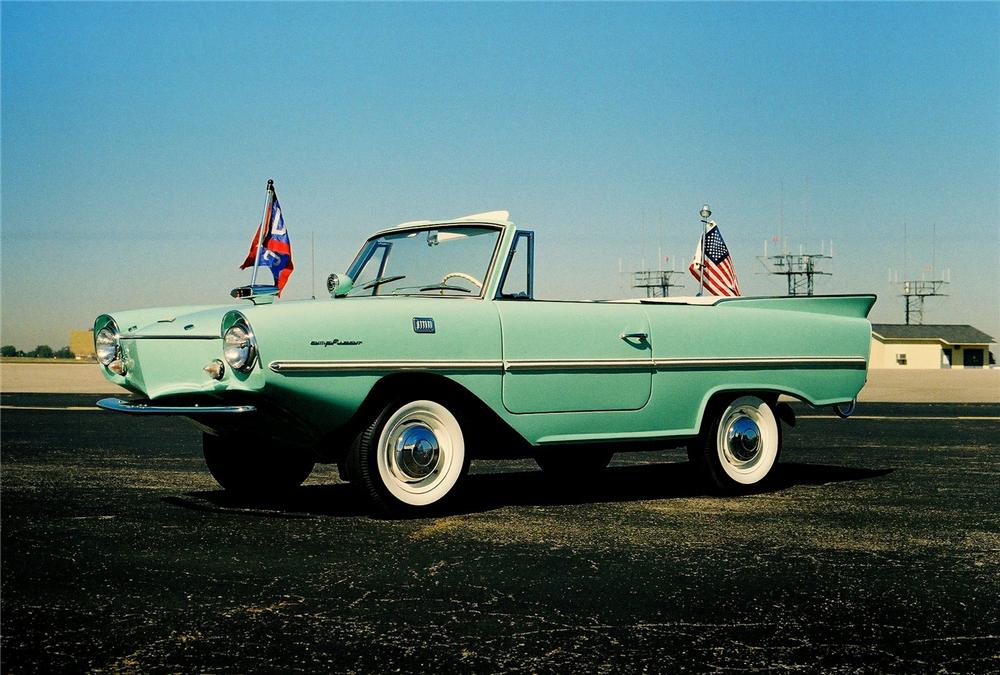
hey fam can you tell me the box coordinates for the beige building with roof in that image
[69,329,95,359]
[870,324,994,369]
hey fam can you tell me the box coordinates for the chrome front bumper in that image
[96,398,256,415]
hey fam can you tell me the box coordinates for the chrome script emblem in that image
[310,339,363,346]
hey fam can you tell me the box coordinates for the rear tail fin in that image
[717,295,876,319]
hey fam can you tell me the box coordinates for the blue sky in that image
[2,2,998,349]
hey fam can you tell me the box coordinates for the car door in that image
[496,301,652,413]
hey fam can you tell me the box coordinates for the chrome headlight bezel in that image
[95,322,120,366]
[223,319,257,373]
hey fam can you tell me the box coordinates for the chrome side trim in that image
[502,357,860,372]
[96,398,256,415]
[504,359,652,371]
[119,335,220,340]
[653,356,867,368]
[268,355,866,374]
[269,360,505,373]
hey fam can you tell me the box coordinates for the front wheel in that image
[347,399,469,517]
[688,396,781,493]
[202,433,315,495]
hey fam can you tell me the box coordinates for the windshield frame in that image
[346,222,507,300]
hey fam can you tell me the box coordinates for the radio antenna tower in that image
[633,228,685,296]
[757,239,833,296]
[633,269,685,297]
[893,268,950,325]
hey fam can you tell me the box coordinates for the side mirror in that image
[326,273,354,298]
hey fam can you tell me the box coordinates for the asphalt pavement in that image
[2,393,998,673]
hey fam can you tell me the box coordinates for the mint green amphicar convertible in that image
[96,211,875,516]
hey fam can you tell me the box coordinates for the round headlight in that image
[223,321,257,372]
[96,326,119,366]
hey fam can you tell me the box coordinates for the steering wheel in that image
[441,272,483,289]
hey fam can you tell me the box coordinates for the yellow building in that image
[870,324,994,369]
[69,329,96,359]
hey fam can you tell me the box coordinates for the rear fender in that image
[716,294,876,319]
[695,388,787,437]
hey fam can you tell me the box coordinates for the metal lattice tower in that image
[632,270,685,298]
[756,241,833,296]
[898,278,948,325]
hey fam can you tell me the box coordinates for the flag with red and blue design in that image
[239,190,294,295]
[689,222,740,296]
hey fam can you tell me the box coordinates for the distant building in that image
[69,329,96,359]
[870,324,994,369]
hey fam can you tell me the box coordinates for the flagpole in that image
[698,204,712,296]
[698,222,707,296]
[250,179,275,287]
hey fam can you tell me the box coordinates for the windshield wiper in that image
[418,284,473,293]
[362,274,406,290]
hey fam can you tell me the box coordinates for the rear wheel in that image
[688,396,780,493]
[347,399,469,517]
[202,432,315,495]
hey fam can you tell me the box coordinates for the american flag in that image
[689,222,740,296]
[240,188,294,295]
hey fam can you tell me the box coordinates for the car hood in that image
[104,297,329,339]
[104,303,250,338]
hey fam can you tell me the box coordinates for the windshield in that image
[346,225,501,297]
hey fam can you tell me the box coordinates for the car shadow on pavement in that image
[164,461,893,519]
[447,462,894,515]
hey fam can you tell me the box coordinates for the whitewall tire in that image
[350,399,469,516]
[689,395,781,492]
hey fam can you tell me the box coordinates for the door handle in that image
[619,332,649,341]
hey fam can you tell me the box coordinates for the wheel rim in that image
[725,415,761,464]
[376,400,464,506]
[393,424,441,481]
[715,396,778,484]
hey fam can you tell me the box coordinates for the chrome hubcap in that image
[394,424,440,481]
[726,415,761,463]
